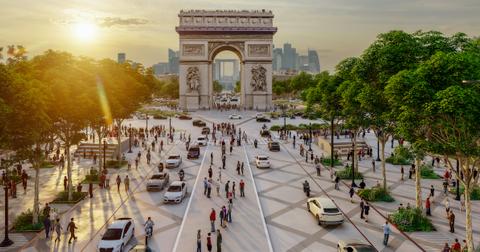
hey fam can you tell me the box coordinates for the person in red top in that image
[206,232,212,252]
[425,197,431,216]
[239,179,245,197]
[209,208,216,232]
[451,238,461,252]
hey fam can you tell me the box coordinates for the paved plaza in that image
[0,109,478,252]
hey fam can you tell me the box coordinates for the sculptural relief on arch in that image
[176,9,277,111]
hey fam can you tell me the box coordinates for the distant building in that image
[272,47,283,72]
[213,59,239,91]
[153,62,170,75]
[168,49,179,74]
[117,53,126,64]
[282,43,297,71]
[308,49,320,73]
[298,55,309,72]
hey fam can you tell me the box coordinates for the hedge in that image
[336,165,363,179]
[51,191,88,204]
[420,164,441,179]
[389,207,435,232]
[13,209,46,232]
[358,187,394,202]
[386,145,413,165]
[449,185,480,200]
[321,157,343,166]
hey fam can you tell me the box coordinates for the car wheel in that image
[317,215,322,226]
[307,202,311,212]
[120,244,124,252]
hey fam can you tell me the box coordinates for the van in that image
[187,145,200,159]
[307,197,344,226]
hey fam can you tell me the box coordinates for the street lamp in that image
[0,158,13,247]
[455,159,460,201]
[103,140,107,171]
[128,124,132,153]
[351,143,357,187]
[308,123,313,152]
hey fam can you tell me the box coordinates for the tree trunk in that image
[98,129,102,171]
[32,158,40,224]
[66,143,72,201]
[330,117,334,168]
[380,140,387,190]
[353,130,358,173]
[116,119,124,167]
[464,183,474,251]
[415,158,422,209]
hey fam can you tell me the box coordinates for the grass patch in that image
[321,157,343,166]
[51,191,88,204]
[358,187,394,202]
[40,160,56,168]
[336,165,363,179]
[420,164,441,179]
[449,185,480,200]
[13,209,46,232]
[389,207,435,232]
[386,145,413,165]
[106,160,127,168]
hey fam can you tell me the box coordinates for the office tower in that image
[308,49,320,73]
[168,49,179,74]
[282,43,297,70]
[273,47,283,72]
[153,62,170,75]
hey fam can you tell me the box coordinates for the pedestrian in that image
[241,162,244,175]
[400,165,404,181]
[105,173,110,189]
[232,181,236,199]
[207,179,212,198]
[209,208,216,232]
[203,177,208,195]
[334,175,340,190]
[240,179,245,197]
[206,233,212,252]
[196,229,201,252]
[443,180,449,195]
[372,160,375,173]
[236,161,241,175]
[444,197,450,213]
[54,218,62,243]
[442,243,451,252]
[227,191,233,206]
[216,179,220,197]
[116,175,121,191]
[451,238,461,252]
[382,221,391,246]
[211,152,213,165]
[448,210,455,233]
[208,166,213,179]
[349,187,355,203]
[218,168,222,183]
[67,218,78,243]
[219,207,225,228]
[217,230,222,252]
[315,163,321,176]
[359,179,366,189]
[227,205,232,223]
[430,185,435,198]
[88,181,93,198]
[225,181,230,198]
[22,170,28,193]
[364,202,370,222]
[44,214,51,238]
[360,199,365,219]
[461,239,468,252]
[43,203,51,217]
[63,176,68,191]
[124,175,130,193]
[426,196,431,216]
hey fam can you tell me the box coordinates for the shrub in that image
[51,191,88,203]
[13,209,46,231]
[106,160,127,168]
[358,187,394,202]
[270,125,282,131]
[450,185,480,200]
[389,207,435,232]
[321,157,343,166]
[336,165,363,179]
[386,145,413,165]
[420,164,441,179]
[40,160,55,168]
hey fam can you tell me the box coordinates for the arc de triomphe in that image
[176,10,277,111]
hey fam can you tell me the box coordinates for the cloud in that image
[97,17,149,27]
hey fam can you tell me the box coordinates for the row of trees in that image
[273,71,319,98]
[304,31,480,250]
[151,75,179,98]
[0,48,156,226]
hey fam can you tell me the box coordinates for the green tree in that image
[234,80,241,94]
[213,80,223,93]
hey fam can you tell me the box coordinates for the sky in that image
[1,0,479,72]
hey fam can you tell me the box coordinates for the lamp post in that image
[455,159,460,201]
[145,113,149,139]
[103,140,107,171]
[308,123,313,152]
[0,158,13,247]
[128,124,132,153]
[351,143,357,187]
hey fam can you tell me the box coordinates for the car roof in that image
[170,181,184,186]
[257,155,269,159]
[311,197,337,208]
[151,172,167,176]
[168,154,180,157]
[109,219,131,228]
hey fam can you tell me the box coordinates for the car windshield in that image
[151,174,165,179]
[168,155,179,159]
[168,185,182,192]
[351,245,376,252]
[198,137,206,140]
[102,228,122,240]
[258,157,268,161]
[271,143,279,146]
[324,208,340,213]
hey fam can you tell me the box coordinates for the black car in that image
[192,119,206,127]
[268,141,280,151]
[256,117,271,122]
[178,115,192,120]
[260,129,271,137]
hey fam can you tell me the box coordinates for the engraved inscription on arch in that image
[182,44,205,56]
[248,44,270,57]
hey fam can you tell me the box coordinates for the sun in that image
[72,21,97,42]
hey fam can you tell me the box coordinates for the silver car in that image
[166,155,182,168]
[146,172,169,191]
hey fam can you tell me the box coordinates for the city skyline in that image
[1,0,479,71]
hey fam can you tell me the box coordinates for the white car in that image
[228,114,242,119]
[166,155,182,168]
[97,217,134,252]
[337,240,376,252]
[164,181,187,203]
[196,136,208,146]
[146,172,169,191]
[307,197,344,226]
[255,155,271,168]
[255,113,265,119]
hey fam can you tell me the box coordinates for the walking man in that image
[225,181,230,198]
[124,175,130,193]
[383,221,391,246]
[217,230,222,252]
[240,179,245,197]
[241,162,244,175]
[63,176,68,191]
[88,181,93,198]
[206,233,212,252]
[236,161,241,175]
[448,210,455,233]
[207,179,212,198]
[426,196,432,216]
[372,160,375,173]
[364,202,370,222]
[209,208,216,232]
[360,199,365,219]
[196,229,201,252]
[67,218,78,243]
[54,218,62,243]
[116,175,121,191]
[203,177,208,195]
[232,181,236,199]
[316,163,321,176]
[349,187,355,203]
[44,214,51,238]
